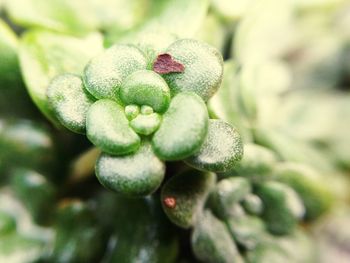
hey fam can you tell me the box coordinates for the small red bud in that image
[163,197,176,209]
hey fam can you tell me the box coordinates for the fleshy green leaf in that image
[186,119,243,172]
[83,44,147,101]
[152,92,208,160]
[162,39,224,101]
[130,113,162,136]
[256,181,305,235]
[120,70,171,113]
[47,74,94,134]
[242,194,264,215]
[273,163,334,221]
[227,215,267,250]
[19,30,103,123]
[192,210,243,263]
[161,170,215,228]
[124,104,140,120]
[96,141,165,196]
[210,177,251,220]
[86,99,140,155]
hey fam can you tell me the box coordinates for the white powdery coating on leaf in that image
[96,142,165,196]
[163,39,224,101]
[192,210,241,263]
[186,120,243,172]
[83,44,147,100]
[47,74,93,134]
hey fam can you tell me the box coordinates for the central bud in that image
[125,104,161,136]
[120,69,171,136]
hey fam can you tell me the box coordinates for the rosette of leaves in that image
[47,38,243,196]
[160,167,311,263]
[159,145,332,263]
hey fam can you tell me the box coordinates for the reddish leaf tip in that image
[153,53,185,74]
[163,196,176,209]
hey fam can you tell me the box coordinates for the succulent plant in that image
[47,38,243,196]
[1,0,350,262]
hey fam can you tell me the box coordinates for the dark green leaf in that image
[273,163,334,221]
[152,92,208,160]
[96,141,165,196]
[86,99,140,155]
[256,181,305,235]
[192,210,243,263]
[161,170,215,228]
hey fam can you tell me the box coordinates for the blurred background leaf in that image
[18,30,103,124]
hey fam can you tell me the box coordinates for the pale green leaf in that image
[19,30,103,123]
